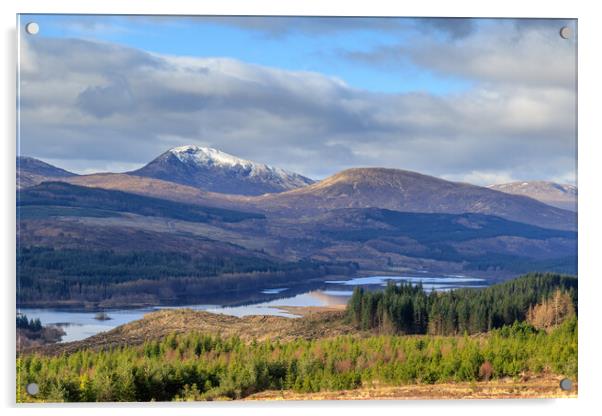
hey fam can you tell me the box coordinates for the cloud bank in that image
[18,18,577,185]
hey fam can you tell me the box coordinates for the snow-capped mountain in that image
[488,181,577,211]
[130,145,315,196]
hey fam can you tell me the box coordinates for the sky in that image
[17,15,577,185]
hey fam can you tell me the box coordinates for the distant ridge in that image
[16,156,76,189]
[488,181,577,212]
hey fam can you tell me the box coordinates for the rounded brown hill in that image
[256,168,576,231]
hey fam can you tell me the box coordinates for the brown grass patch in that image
[245,374,577,401]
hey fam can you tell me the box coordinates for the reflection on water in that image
[260,288,288,294]
[325,275,485,286]
[19,273,489,343]
[325,275,487,292]
[18,308,151,343]
[320,290,354,296]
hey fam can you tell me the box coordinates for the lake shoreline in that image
[16,269,506,311]
[15,273,349,311]
[17,272,500,344]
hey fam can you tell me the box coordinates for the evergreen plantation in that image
[17,273,578,402]
[348,273,577,335]
[16,318,577,402]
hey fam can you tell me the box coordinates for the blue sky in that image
[17,15,577,185]
[22,14,474,95]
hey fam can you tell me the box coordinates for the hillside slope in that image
[16,156,76,189]
[255,168,576,230]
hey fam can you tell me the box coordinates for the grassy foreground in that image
[17,317,576,402]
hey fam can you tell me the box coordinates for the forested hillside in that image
[347,273,577,335]
[17,246,356,306]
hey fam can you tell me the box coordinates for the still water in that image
[19,274,486,343]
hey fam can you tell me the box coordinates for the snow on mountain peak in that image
[169,145,257,170]
[167,145,311,186]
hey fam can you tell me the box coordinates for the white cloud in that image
[18,27,576,185]
[344,19,577,90]
[442,171,518,186]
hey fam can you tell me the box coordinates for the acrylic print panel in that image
[16,15,577,402]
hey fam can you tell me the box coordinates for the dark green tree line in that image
[347,273,577,335]
[17,246,357,304]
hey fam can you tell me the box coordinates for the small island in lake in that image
[94,312,111,321]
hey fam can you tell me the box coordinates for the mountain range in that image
[16,147,577,307]
[19,147,576,229]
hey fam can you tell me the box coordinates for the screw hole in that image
[559,26,571,39]
[559,378,573,391]
[26,382,39,395]
[25,22,39,35]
